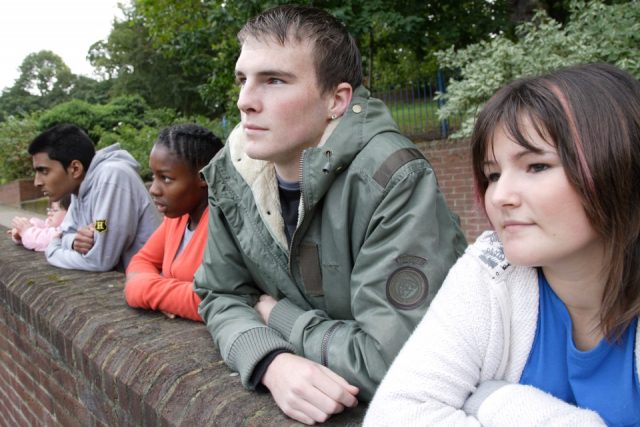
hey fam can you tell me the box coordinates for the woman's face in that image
[148,144,207,219]
[483,119,604,273]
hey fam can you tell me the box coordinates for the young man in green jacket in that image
[194,5,467,424]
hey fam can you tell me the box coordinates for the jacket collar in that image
[219,85,401,248]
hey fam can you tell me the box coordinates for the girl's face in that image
[148,144,207,219]
[483,119,605,273]
[46,201,67,227]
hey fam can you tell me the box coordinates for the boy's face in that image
[235,37,334,179]
[32,152,79,203]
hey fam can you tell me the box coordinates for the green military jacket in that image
[194,86,467,400]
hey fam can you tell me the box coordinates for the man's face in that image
[235,37,333,180]
[32,152,79,202]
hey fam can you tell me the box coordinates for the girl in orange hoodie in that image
[125,124,223,321]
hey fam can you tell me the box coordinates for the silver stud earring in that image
[331,114,337,120]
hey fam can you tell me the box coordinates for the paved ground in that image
[0,203,45,229]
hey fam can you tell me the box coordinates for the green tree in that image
[0,51,112,122]
[437,0,640,137]
[14,50,74,98]
[89,2,215,116]
[0,51,74,120]
[129,0,517,111]
[134,0,276,116]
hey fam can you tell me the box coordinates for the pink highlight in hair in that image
[549,84,596,194]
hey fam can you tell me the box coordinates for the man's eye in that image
[268,78,284,84]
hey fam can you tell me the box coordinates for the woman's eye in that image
[529,163,549,173]
[485,172,500,183]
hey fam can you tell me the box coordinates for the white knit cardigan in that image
[365,231,640,426]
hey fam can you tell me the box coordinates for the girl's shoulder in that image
[453,231,537,299]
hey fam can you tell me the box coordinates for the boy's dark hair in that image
[28,124,96,171]
[238,5,363,94]
[471,63,640,341]
[154,124,223,172]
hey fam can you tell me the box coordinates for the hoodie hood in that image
[79,143,140,198]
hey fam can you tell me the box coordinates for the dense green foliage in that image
[0,115,41,184]
[437,0,640,137]
[87,7,211,116]
[0,95,227,183]
[2,0,638,185]
[128,0,512,102]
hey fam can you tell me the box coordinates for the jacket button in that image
[352,105,362,114]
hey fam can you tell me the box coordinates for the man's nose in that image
[237,81,260,114]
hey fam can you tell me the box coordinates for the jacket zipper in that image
[321,321,343,367]
[288,151,309,267]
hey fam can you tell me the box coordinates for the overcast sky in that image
[0,0,126,91]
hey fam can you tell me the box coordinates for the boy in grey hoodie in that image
[28,123,160,271]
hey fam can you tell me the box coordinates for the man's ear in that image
[67,160,85,180]
[328,82,353,120]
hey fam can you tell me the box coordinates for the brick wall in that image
[418,139,491,243]
[0,140,487,427]
[0,178,42,207]
[0,234,365,427]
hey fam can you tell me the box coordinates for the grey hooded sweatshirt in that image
[46,144,160,271]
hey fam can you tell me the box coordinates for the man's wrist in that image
[252,350,291,391]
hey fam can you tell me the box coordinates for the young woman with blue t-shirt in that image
[365,63,640,426]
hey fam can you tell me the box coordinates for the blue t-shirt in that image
[520,270,640,426]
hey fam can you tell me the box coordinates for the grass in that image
[378,97,459,140]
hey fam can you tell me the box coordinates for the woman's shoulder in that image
[450,231,537,297]
[465,231,509,276]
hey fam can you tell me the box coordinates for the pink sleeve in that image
[21,219,61,252]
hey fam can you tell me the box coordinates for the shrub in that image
[1,95,226,183]
[0,114,40,184]
[437,0,640,138]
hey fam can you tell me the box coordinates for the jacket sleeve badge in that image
[94,219,108,233]
[386,255,429,310]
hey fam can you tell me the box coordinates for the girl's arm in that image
[124,273,202,321]
[21,218,61,251]
[125,217,203,321]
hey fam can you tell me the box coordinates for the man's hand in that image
[255,294,278,324]
[72,225,95,254]
[262,353,359,425]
